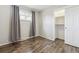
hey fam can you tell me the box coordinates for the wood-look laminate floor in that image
[64,44,79,53]
[0,36,79,53]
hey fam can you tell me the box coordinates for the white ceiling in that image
[24,5,68,11]
[25,5,52,11]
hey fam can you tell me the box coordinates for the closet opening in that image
[54,10,65,40]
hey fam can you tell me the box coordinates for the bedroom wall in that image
[35,12,41,36]
[39,9,55,40]
[0,5,11,46]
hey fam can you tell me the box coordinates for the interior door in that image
[65,6,79,47]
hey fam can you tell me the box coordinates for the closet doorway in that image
[54,10,64,40]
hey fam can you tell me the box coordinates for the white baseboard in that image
[65,41,79,48]
[39,35,55,41]
[0,36,38,46]
[0,36,54,46]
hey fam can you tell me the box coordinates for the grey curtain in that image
[10,5,21,42]
[30,11,36,37]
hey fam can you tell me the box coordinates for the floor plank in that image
[0,36,79,53]
[64,44,79,53]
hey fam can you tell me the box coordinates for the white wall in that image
[36,12,43,36]
[65,6,79,47]
[0,5,11,46]
[40,10,55,40]
[35,12,40,36]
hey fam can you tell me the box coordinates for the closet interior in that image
[55,10,64,40]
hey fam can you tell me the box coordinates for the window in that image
[20,15,26,20]
[19,10,32,21]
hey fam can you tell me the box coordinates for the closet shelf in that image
[55,24,64,25]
